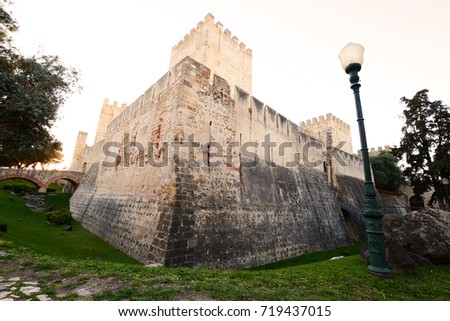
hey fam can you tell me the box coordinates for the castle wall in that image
[233,88,325,171]
[230,88,365,181]
[334,174,411,244]
[331,150,365,180]
[71,12,364,181]
[159,57,350,267]
[183,161,350,269]
[377,190,410,215]
[68,11,409,268]
[71,57,352,268]
[71,64,184,264]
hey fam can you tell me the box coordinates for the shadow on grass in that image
[249,242,362,270]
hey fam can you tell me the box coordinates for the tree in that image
[0,4,79,168]
[370,151,403,192]
[392,89,450,208]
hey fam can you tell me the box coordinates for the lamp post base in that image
[368,265,392,279]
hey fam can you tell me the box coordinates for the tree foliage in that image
[370,151,403,192]
[392,89,450,208]
[0,2,18,44]
[0,4,79,168]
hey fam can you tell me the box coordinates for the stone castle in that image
[69,14,402,268]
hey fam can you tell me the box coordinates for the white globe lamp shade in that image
[339,42,365,71]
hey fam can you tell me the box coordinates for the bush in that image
[3,184,37,194]
[370,151,403,192]
[45,208,72,225]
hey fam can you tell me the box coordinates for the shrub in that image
[3,184,37,194]
[46,208,72,225]
[370,151,403,192]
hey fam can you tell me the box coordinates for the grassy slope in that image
[0,179,449,300]
[0,189,137,264]
[1,239,449,301]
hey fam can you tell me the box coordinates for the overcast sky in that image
[7,0,450,168]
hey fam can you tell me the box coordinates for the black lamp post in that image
[338,43,391,277]
[442,178,449,212]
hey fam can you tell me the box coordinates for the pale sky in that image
[7,0,450,168]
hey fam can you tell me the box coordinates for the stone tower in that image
[170,13,253,95]
[69,131,88,171]
[94,98,126,144]
[299,113,353,154]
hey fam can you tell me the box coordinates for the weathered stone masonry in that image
[70,13,407,268]
[71,57,350,268]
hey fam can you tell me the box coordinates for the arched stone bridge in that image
[0,168,84,193]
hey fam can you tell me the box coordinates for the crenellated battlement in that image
[94,98,127,144]
[372,145,392,153]
[359,145,392,157]
[100,98,127,113]
[172,13,251,55]
[300,113,351,132]
[170,13,252,95]
[299,113,353,154]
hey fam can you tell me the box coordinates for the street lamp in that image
[442,178,449,212]
[338,43,391,277]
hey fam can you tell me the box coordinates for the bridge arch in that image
[0,173,44,190]
[0,171,82,193]
[41,174,80,193]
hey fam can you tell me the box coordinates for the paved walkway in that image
[0,276,51,301]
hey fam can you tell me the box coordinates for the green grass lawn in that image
[47,183,64,193]
[0,178,38,189]
[1,238,449,301]
[0,188,138,264]
[45,192,72,210]
[0,180,449,301]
